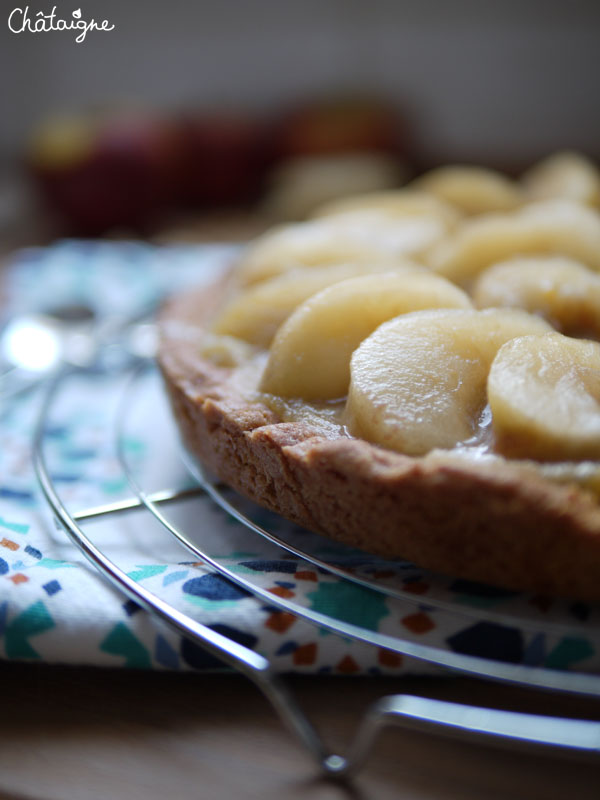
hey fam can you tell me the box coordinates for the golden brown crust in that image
[158,283,600,602]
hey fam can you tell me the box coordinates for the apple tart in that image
[158,153,600,601]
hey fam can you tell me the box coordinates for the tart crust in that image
[158,281,600,602]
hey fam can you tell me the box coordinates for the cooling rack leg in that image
[337,694,600,777]
[255,673,348,775]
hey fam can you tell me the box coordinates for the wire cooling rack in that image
[33,363,600,777]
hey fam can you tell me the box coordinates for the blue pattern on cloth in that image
[0,240,599,676]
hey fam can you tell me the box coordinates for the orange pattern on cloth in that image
[337,655,360,674]
[295,570,318,582]
[293,643,317,666]
[401,612,435,634]
[378,649,403,668]
[265,611,297,633]
[1,538,19,551]
[268,585,295,598]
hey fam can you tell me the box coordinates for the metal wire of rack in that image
[32,363,600,777]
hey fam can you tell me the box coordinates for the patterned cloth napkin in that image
[1,241,599,676]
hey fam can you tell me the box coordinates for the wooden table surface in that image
[1,661,599,800]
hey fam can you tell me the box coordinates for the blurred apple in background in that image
[27,108,271,235]
[175,111,270,208]
[27,111,181,237]
[271,95,408,159]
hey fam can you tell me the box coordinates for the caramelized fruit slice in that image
[522,152,600,208]
[413,165,522,215]
[346,308,552,455]
[473,256,600,339]
[213,260,422,347]
[488,332,600,461]
[313,189,461,227]
[238,211,447,285]
[428,200,600,285]
[260,272,471,400]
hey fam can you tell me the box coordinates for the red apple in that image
[27,111,181,236]
[174,112,270,208]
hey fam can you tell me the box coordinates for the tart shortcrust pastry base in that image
[158,283,600,602]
